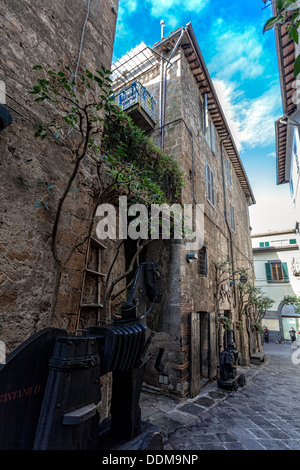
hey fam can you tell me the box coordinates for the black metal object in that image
[0,328,66,450]
[33,334,101,450]
[0,104,12,132]
[0,262,164,450]
[121,261,162,321]
[217,329,246,391]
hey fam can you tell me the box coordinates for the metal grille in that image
[112,42,159,90]
[113,81,156,122]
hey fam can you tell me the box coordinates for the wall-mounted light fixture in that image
[186,253,198,263]
[0,104,12,132]
[239,275,248,284]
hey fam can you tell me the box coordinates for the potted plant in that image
[218,315,231,330]
[254,322,263,335]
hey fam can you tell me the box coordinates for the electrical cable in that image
[74,0,91,92]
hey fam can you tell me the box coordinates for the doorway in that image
[190,311,211,398]
[282,317,300,341]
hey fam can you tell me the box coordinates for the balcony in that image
[114,81,156,131]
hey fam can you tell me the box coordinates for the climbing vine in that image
[29,64,185,319]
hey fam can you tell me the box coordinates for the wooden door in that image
[190,311,210,398]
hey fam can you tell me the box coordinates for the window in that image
[265,261,289,282]
[259,241,270,247]
[210,120,216,154]
[290,175,294,198]
[205,120,216,153]
[206,163,215,207]
[229,202,235,232]
[226,159,232,187]
[199,245,207,276]
[293,132,300,174]
[290,239,297,244]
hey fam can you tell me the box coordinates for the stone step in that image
[250,352,265,365]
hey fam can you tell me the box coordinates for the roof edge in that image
[185,23,255,205]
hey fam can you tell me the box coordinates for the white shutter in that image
[211,121,216,154]
[203,94,209,132]
[206,163,215,206]
[211,170,215,206]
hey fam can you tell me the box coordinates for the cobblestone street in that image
[140,343,300,450]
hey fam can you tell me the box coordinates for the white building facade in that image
[252,229,300,342]
[273,2,300,220]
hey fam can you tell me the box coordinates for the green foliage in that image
[252,290,275,322]
[101,110,185,205]
[254,322,264,335]
[30,64,114,139]
[34,200,50,210]
[30,64,184,210]
[218,315,231,330]
[282,294,300,313]
[215,258,275,323]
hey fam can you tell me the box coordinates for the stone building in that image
[111,23,257,399]
[252,228,300,342]
[0,0,119,352]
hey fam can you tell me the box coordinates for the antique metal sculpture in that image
[0,261,164,450]
[217,329,246,391]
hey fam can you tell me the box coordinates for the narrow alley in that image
[140,343,300,450]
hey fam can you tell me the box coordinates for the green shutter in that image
[265,263,272,282]
[282,262,289,282]
[265,241,270,247]
[290,239,297,244]
[259,242,264,247]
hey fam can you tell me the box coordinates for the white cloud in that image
[213,79,281,152]
[145,0,209,17]
[114,0,138,43]
[207,21,265,82]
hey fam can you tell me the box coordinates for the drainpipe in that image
[159,21,165,149]
[220,135,231,256]
[220,135,237,311]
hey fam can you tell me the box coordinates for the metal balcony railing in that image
[113,81,156,124]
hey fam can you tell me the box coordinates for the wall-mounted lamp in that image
[239,275,248,284]
[186,253,198,263]
[0,104,12,132]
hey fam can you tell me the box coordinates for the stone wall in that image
[0,0,119,352]
[139,44,255,398]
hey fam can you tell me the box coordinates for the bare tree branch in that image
[105,238,151,302]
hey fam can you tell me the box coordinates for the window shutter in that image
[282,262,289,282]
[206,163,209,199]
[259,242,264,247]
[211,170,215,206]
[211,122,216,153]
[265,263,272,282]
[290,239,297,244]
[203,93,209,132]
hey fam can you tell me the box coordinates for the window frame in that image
[203,93,216,154]
[265,261,289,283]
[226,159,232,188]
[198,245,207,276]
[229,202,235,232]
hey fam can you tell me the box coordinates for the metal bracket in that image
[63,403,97,425]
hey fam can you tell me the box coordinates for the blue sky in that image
[112,0,297,233]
